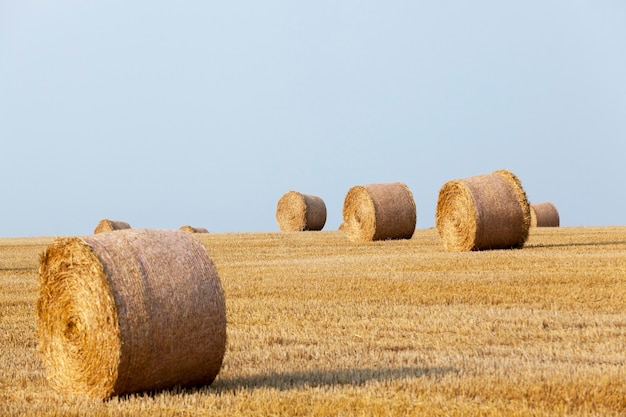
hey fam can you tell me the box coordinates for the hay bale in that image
[36,229,226,399]
[180,225,210,233]
[275,191,327,232]
[342,182,416,241]
[530,202,560,227]
[435,169,531,251]
[94,219,131,234]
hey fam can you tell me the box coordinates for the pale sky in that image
[1,1,625,237]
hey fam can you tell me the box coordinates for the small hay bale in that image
[530,202,560,227]
[93,219,131,234]
[36,229,226,399]
[435,169,531,251]
[180,225,210,233]
[342,182,416,242]
[275,191,327,232]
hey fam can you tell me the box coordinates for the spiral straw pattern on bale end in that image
[342,182,416,242]
[93,219,131,234]
[36,229,227,399]
[530,202,560,227]
[435,170,531,251]
[180,225,210,233]
[276,191,327,232]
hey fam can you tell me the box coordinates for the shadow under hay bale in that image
[180,225,210,233]
[435,169,531,251]
[342,182,416,242]
[93,219,131,234]
[275,191,327,232]
[36,229,226,400]
[530,202,560,227]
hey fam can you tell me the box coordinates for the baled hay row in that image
[435,169,531,251]
[276,191,327,232]
[342,182,416,242]
[530,202,560,227]
[180,225,210,233]
[36,229,226,399]
[94,219,131,234]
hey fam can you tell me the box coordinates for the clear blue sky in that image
[1,2,625,237]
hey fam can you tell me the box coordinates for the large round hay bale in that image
[180,225,210,233]
[530,202,560,227]
[435,169,531,251]
[342,182,416,242]
[275,191,327,232]
[94,219,131,234]
[36,229,226,399]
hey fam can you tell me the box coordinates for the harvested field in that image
[2,227,626,416]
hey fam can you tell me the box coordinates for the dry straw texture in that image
[93,219,131,234]
[180,225,210,233]
[36,229,226,399]
[275,191,327,232]
[4,227,626,415]
[342,182,416,242]
[530,202,560,227]
[436,169,531,251]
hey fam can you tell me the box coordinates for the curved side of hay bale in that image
[436,170,530,251]
[94,219,131,234]
[342,182,416,242]
[36,229,226,399]
[530,202,560,227]
[180,225,210,233]
[275,191,327,232]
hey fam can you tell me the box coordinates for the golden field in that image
[1,226,626,416]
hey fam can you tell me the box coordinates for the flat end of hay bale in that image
[276,191,327,231]
[435,179,479,251]
[93,219,131,234]
[37,237,121,399]
[342,186,377,241]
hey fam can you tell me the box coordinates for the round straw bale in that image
[94,219,131,234]
[180,225,210,233]
[342,182,416,242]
[530,202,560,227]
[435,169,531,251]
[36,229,226,399]
[275,191,327,232]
